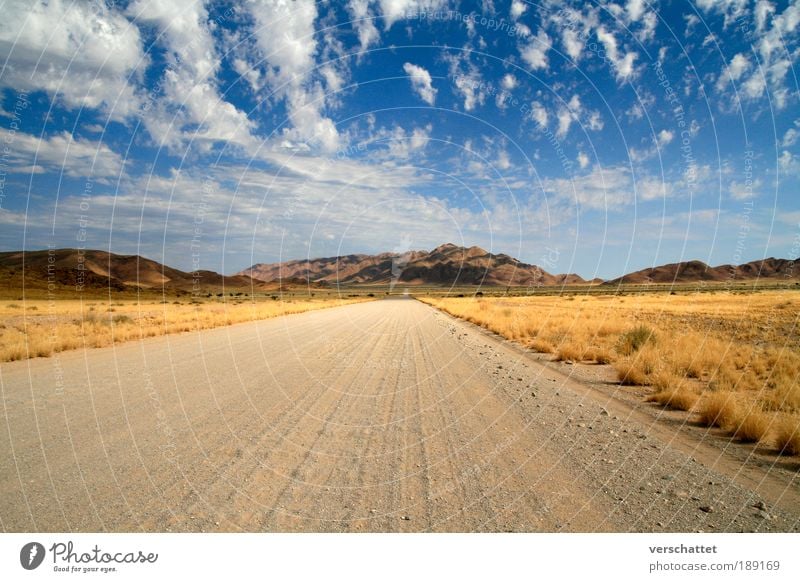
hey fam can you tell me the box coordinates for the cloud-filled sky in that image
[0,0,798,279]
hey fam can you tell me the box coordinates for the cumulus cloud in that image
[129,0,257,153]
[530,102,548,127]
[445,52,488,112]
[657,129,674,146]
[596,27,638,82]
[403,62,437,105]
[0,0,146,120]
[510,0,527,20]
[348,0,381,53]
[247,0,341,153]
[378,0,449,30]
[715,53,750,91]
[501,74,518,90]
[702,0,799,110]
[543,165,635,210]
[520,30,552,71]
[0,128,124,179]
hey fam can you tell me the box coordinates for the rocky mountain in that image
[239,243,589,286]
[604,257,799,285]
[0,249,255,293]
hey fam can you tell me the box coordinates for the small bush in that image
[698,392,739,429]
[775,419,800,456]
[585,347,612,364]
[731,409,772,443]
[648,386,699,411]
[556,343,584,362]
[615,358,649,385]
[617,324,656,355]
[529,339,554,353]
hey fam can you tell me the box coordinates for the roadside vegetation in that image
[0,294,372,362]
[421,291,800,456]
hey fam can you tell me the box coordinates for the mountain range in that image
[0,246,797,293]
[238,243,593,287]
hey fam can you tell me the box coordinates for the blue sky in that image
[0,0,798,279]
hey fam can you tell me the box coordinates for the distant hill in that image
[0,249,256,293]
[2,247,796,295]
[239,243,590,287]
[604,257,800,285]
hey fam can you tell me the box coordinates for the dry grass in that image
[420,291,800,455]
[731,409,773,443]
[0,295,372,362]
[775,418,800,456]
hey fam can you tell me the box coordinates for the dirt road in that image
[1,298,798,532]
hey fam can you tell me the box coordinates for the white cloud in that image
[520,30,552,71]
[379,124,432,158]
[729,178,762,200]
[703,1,799,110]
[556,108,572,139]
[657,129,674,147]
[684,14,700,36]
[496,150,511,170]
[695,0,749,28]
[626,0,646,22]
[510,0,527,19]
[543,165,634,210]
[637,177,671,201]
[378,0,449,30]
[562,29,583,61]
[782,127,799,147]
[446,53,487,112]
[0,128,124,179]
[246,0,341,153]
[553,95,585,139]
[755,0,776,32]
[778,150,800,175]
[0,0,146,120]
[596,27,638,82]
[716,53,750,91]
[587,111,604,131]
[348,0,381,53]
[577,152,589,169]
[403,62,437,105]
[501,74,518,90]
[530,102,548,127]
[129,0,257,153]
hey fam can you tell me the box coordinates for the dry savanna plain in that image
[421,289,800,456]
[1,283,799,533]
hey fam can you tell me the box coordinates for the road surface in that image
[1,298,798,532]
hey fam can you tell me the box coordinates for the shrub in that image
[615,357,649,385]
[775,418,800,456]
[585,347,612,364]
[617,324,656,355]
[698,392,738,429]
[529,339,554,354]
[731,409,772,443]
[648,387,698,411]
[555,343,585,362]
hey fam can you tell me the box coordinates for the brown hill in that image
[0,249,255,293]
[604,257,800,285]
[239,243,589,287]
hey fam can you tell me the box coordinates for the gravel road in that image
[1,297,798,532]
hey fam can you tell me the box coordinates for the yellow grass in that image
[0,295,372,362]
[775,418,800,456]
[420,291,800,454]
